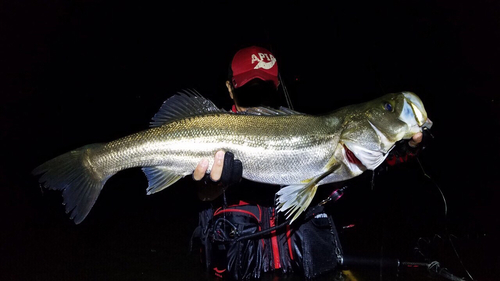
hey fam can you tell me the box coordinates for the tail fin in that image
[32,144,109,224]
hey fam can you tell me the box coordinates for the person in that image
[190,45,427,280]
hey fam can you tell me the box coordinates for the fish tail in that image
[32,144,109,224]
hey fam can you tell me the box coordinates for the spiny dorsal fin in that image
[150,89,224,127]
[278,106,303,115]
[240,106,305,116]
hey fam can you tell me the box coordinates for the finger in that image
[413,132,423,143]
[193,159,209,181]
[409,132,423,148]
[210,150,225,181]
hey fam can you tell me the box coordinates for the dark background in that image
[1,1,499,280]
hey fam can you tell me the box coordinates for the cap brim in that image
[233,70,280,89]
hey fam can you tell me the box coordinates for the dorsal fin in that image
[240,106,305,116]
[150,89,224,127]
[278,106,303,115]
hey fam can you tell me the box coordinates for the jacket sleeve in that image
[385,128,433,166]
[385,140,420,166]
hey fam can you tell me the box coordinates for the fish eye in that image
[384,102,393,112]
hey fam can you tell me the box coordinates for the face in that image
[226,80,279,111]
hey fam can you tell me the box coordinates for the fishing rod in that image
[339,256,467,281]
[224,187,348,242]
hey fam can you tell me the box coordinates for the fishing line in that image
[371,170,376,190]
[416,157,447,219]
[278,72,294,110]
[267,42,294,110]
[222,189,227,231]
[449,234,475,281]
[416,156,475,281]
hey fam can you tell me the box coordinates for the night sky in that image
[1,1,499,280]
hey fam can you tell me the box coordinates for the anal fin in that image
[142,166,183,195]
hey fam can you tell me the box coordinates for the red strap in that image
[213,208,259,221]
[286,225,294,260]
[269,209,281,269]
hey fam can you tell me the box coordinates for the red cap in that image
[230,46,279,89]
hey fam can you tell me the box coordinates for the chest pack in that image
[192,198,343,280]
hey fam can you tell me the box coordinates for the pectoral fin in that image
[276,182,319,223]
[142,166,183,195]
[276,163,340,223]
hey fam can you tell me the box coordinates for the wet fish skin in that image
[32,91,431,224]
[86,111,337,188]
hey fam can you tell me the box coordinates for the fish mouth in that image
[401,92,433,134]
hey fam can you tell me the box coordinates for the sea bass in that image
[33,91,432,224]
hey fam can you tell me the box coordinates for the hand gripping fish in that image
[33,91,432,224]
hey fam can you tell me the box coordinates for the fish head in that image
[341,91,432,170]
[365,91,432,144]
